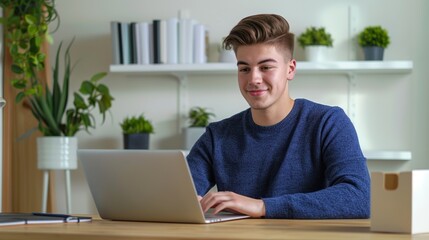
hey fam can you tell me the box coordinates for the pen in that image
[32,212,92,223]
[32,212,71,218]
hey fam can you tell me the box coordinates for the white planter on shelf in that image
[219,49,236,63]
[183,127,205,150]
[37,136,78,170]
[304,46,328,62]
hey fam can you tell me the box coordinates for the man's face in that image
[235,44,296,112]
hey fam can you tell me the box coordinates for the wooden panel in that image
[2,8,54,212]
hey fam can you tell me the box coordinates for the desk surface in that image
[0,218,427,240]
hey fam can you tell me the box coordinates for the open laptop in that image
[78,149,250,224]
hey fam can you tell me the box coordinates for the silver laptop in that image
[78,149,249,224]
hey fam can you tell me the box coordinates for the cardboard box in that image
[371,170,429,234]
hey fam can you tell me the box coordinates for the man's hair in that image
[223,14,295,58]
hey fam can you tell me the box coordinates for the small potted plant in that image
[358,25,390,61]
[120,114,154,149]
[183,107,215,150]
[297,26,334,62]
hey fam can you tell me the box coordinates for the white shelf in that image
[109,60,413,161]
[363,150,412,161]
[110,61,413,76]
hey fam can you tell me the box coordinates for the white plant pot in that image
[219,49,236,63]
[304,46,328,62]
[37,137,78,170]
[183,127,205,150]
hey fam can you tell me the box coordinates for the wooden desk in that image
[0,218,427,240]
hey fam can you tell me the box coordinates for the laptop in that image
[78,149,250,224]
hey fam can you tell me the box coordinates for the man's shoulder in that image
[295,99,345,116]
[209,109,248,127]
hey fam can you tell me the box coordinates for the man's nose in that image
[249,69,262,84]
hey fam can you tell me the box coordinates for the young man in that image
[186,14,370,219]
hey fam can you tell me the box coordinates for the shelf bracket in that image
[347,72,357,123]
[172,73,188,133]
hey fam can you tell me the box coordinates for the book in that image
[193,23,206,64]
[110,21,121,65]
[129,22,138,64]
[136,22,151,65]
[178,18,195,64]
[152,19,161,64]
[0,212,92,226]
[160,19,168,64]
[166,17,179,64]
[120,22,131,64]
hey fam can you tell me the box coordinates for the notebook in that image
[0,213,92,226]
[78,149,250,224]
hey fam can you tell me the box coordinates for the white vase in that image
[304,46,328,62]
[37,136,78,170]
[183,127,205,150]
[219,49,236,63]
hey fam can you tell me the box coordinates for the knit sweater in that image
[186,99,370,219]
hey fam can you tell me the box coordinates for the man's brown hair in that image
[223,14,295,58]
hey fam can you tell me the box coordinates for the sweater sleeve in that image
[263,108,371,219]
[186,128,216,196]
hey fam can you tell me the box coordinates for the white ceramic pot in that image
[219,49,236,63]
[183,127,205,150]
[37,136,78,170]
[304,46,328,62]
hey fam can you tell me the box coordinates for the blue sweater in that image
[187,99,370,219]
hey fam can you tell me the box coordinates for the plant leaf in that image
[90,72,107,83]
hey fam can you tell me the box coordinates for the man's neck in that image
[251,98,295,126]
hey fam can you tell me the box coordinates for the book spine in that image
[160,20,167,64]
[129,22,138,64]
[193,23,206,64]
[110,21,121,65]
[134,22,142,64]
[120,22,131,64]
[178,18,187,64]
[167,18,178,64]
[138,22,151,65]
[152,19,161,64]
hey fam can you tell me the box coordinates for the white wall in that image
[47,0,429,214]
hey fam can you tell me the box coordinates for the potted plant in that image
[358,25,390,61]
[183,107,215,150]
[120,114,154,149]
[1,1,114,168]
[297,26,334,62]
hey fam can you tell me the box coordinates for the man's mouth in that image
[247,89,267,96]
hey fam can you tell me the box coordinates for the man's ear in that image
[287,59,296,80]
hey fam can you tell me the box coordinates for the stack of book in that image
[111,17,208,65]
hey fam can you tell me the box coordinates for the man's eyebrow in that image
[237,59,278,66]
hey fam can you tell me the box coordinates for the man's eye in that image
[238,67,250,73]
[261,66,273,71]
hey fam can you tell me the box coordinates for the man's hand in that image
[198,191,265,218]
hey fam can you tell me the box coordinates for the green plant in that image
[0,0,114,136]
[188,107,215,127]
[297,27,333,48]
[120,115,154,134]
[358,25,390,48]
[44,40,114,136]
[0,0,58,93]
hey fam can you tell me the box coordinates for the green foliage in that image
[1,0,58,91]
[297,27,334,48]
[358,25,390,48]
[31,40,114,136]
[1,0,114,136]
[188,107,215,127]
[120,115,154,134]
